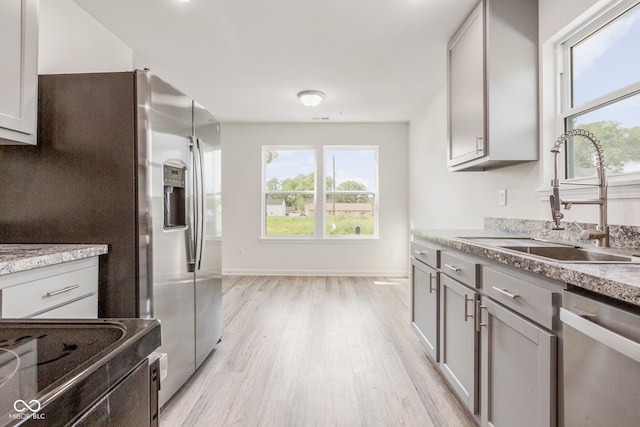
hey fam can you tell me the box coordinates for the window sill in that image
[259,237,380,244]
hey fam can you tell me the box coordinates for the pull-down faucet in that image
[550,129,609,247]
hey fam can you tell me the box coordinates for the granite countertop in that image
[413,229,640,307]
[0,244,108,276]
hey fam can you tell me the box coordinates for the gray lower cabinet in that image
[480,296,557,427]
[440,274,479,415]
[411,238,562,425]
[411,258,439,362]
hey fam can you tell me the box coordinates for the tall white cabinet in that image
[0,0,38,145]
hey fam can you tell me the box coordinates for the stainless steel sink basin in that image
[501,246,633,263]
[458,236,636,263]
[462,237,560,248]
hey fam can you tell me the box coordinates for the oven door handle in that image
[560,307,640,364]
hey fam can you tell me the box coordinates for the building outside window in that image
[560,0,640,178]
[262,145,378,238]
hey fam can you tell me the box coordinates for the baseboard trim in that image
[222,268,409,277]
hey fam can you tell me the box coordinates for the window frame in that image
[261,145,379,240]
[558,0,640,179]
[262,146,317,238]
[322,145,379,240]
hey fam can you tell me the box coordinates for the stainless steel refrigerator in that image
[0,70,222,407]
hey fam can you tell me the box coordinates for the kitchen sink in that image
[457,236,637,263]
[501,245,633,263]
[461,237,560,248]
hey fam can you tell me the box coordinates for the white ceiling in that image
[73,0,477,123]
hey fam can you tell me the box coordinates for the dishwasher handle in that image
[560,307,640,364]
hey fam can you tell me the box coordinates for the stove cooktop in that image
[0,323,125,423]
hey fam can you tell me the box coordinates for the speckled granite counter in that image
[0,244,108,275]
[413,229,640,307]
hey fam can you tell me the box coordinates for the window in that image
[263,148,316,236]
[324,148,377,237]
[560,1,640,178]
[262,146,378,238]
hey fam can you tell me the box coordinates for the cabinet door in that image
[411,259,439,362]
[448,3,485,167]
[480,297,557,427]
[440,274,479,414]
[0,0,38,145]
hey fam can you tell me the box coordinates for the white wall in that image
[222,123,409,276]
[409,0,640,230]
[38,0,132,74]
[409,85,542,229]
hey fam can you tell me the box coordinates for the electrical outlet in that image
[237,248,243,257]
[498,189,507,206]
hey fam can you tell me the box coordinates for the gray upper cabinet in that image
[447,0,538,171]
[448,2,485,167]
[0,0,38,145]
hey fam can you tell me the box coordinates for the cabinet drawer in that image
[0,258,98,318]
[31,294,98,319]
[411,241,439,268]
[441,250,480,289]
[483,267,561,330]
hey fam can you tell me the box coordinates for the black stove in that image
[0,325,123,393]
[0,319,160,426]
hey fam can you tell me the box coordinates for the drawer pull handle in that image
[492,287,519,299]
[45,284,80,297]
[413,250,425,256]
[444,264,461,272]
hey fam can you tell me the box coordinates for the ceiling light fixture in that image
[297,90,325,107]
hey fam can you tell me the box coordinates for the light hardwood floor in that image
[159,276,476,426]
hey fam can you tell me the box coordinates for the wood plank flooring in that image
[159,276,476,426]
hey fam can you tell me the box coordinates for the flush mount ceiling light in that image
[297,90,325,107]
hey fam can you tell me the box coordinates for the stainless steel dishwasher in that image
[561,290,640,426]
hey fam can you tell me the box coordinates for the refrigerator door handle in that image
[195,138,205,271]
[186,137,197,272]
